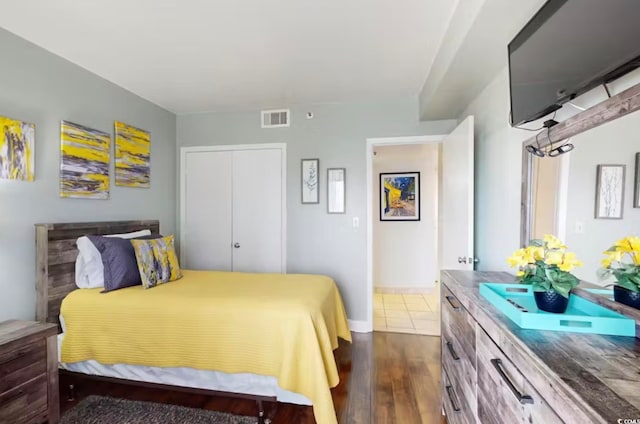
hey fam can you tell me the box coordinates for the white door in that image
[232,149,283,273]
[440,116,475,271]
[181,146,285,273]
[183,151,233,270]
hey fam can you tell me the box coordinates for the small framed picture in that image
[595,164,625,219]
[301,159,319,204]
[327,168,346,214]
[634,153,640,208]
[380,172,420,221]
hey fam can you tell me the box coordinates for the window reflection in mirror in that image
[526,111,640,285]
[530,155,567,240]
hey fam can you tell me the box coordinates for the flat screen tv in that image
[509,0,640,127]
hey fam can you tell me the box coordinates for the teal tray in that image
[479,283,635,337]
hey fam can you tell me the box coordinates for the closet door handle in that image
[445,295,461,311]
[445,341,460,361]
[490,359,533,404]
[233,243,240,248]
[445,385,461,413]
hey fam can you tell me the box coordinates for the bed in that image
[35,220,352,424]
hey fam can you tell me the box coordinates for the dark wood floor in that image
[59,332,443,423]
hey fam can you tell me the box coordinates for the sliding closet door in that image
[232,149,283,273]
[183,151,233,270]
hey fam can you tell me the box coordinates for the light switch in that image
[575,222,584,233]
[352,217,359,229]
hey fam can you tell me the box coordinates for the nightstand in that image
[0,320,59,424]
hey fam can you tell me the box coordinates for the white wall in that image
[373,144,439,289]
[177,99,456,321]
[0,29,177,321]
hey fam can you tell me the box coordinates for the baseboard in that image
[374,286,436,294]
[348,319,372,333]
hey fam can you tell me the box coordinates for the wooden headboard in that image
[35,220,160,327]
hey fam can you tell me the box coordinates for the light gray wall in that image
[460,60,640,279]
[0,29,177,321]
[564,112,640,284]
[459,67,530,272]
[177,98,456,321]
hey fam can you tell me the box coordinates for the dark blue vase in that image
[534,290,569,313]
[613,286,640,310]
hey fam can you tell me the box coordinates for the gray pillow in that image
[87,234,162,292]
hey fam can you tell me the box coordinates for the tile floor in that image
[373,288,440,336]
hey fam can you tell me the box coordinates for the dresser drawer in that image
[442,365,475,424]
[442,335,476,422]
[0,374,48,424]
[0,339,46,394]
[441,283,476,368]
[476,327,563,424]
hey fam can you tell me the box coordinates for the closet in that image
[180,144,285,273]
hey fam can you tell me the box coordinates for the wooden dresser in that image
[441,270,640,423]
[0,320,59,424]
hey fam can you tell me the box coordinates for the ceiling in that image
[0,0,457,114]
[419,0,547,120]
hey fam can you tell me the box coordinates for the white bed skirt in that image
[57,334,311,406]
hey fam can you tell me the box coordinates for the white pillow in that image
[59,314,67,334]
[74,229,152,288]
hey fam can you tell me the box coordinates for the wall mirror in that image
[522,109,640,286]
[327,168,346,214]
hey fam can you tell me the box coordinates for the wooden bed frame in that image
[35,220,161,326]
[34,220,277,423]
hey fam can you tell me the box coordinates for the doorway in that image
[365,117,475,335]
[528,153,570,242]
[367,136,443,336]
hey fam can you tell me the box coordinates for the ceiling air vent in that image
[261,109,290,128]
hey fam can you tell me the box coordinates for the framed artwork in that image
[327,168,345,214]
[301,158,319,204]
[635,153,640,208]
[60,120,111,199]
[380,172,420,221]
[115,121,151,188]
[595,164,625,219]
[0,115,35,181]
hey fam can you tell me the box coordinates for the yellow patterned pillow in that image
[131,235,182,289]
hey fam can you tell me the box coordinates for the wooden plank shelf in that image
[523,82,640,148]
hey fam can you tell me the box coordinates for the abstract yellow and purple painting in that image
[60,120,110,199]
[114,121,150,188]
[0,115,35,181]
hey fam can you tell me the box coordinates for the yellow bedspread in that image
[60,270,352,424]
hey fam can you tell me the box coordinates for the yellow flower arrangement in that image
[507,234,583,298]
[598,236,640,292]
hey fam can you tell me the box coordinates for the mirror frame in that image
[519,81,640,332]
[520,81,640,247]
[520,149,533,247]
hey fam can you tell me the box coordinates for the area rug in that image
[61,395,258,424]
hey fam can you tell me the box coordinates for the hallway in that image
[373,288,440,336]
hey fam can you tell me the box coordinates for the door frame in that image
[179,143,287,272]
[365,135,446,332]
